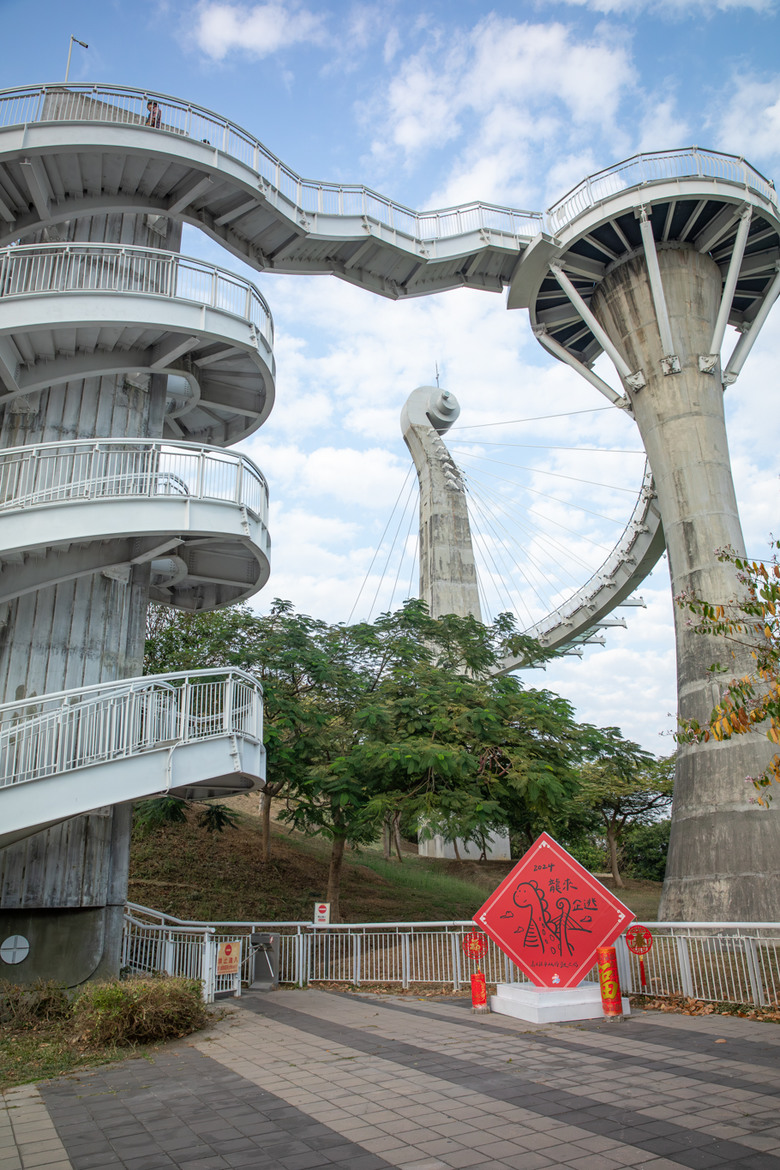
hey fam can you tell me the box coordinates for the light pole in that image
[65,36,88,83]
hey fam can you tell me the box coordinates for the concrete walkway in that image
[2,989,780,1170]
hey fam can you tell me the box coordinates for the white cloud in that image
[710,74,780,171]
[190,0,326,61]
[554,0,775,13]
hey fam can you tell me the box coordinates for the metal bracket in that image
[625,370,647,391]
[660,355,681,376]
[698,354,719,375]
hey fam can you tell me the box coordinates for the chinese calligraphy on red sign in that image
[473,832,634,989]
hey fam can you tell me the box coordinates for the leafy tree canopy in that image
[676,540,780,803]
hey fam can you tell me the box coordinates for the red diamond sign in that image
[474,832,634,989]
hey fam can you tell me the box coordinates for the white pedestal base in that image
[490,981,630,1024]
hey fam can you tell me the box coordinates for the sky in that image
[1,0,779,753]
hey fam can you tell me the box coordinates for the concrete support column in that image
[0,212,182,984]
[591,245,780,921]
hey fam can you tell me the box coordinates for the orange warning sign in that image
[217,941,240,976]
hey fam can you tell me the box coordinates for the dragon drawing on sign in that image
[511,880,592,957]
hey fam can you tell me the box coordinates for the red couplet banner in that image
[474,832,634,989]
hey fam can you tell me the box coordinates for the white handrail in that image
[547,146,777,234]
[0,84,543,244]
[0,668,263,788]
[0,437,268,519]
[0,242,273,341]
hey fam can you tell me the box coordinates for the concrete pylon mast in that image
[509,151,780,922]
[401,386,481,620]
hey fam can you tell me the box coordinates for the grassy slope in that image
[128,801,662,923]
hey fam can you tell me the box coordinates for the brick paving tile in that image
[3,989,779,1170]
[495,1153,557,1170]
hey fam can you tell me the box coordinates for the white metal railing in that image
[1,88,774,246]
[548,146,777,235]
[515,462,660,651]
[0,669,262,789]
[122,906,780,1008]
[0,437,268,522]
[0,84,543,245]
[0,243,273,342]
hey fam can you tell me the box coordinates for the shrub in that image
[134,796,189,832]
[0,979,70,1028]
[70,976,208,1048]
[196,802,240,833]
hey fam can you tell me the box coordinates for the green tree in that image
[575,729,674,887]
[676,540,780,803]
[622,818,671,882]
[145,598,576,920]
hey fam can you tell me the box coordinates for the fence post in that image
[614,935,634,994]
[743,937,766,1007]
[163,930,176,976]
[675,935,694,998]
[450,930,461,992]
[353,934,361,987]
[201,929,215,1003]
[401,933,410,990]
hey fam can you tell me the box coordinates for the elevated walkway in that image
[0,669,264,848]
[0,84,542,298]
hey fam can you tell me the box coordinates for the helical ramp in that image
[0,174,275,852]
[0,84,777,942]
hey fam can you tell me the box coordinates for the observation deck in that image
[507,148,780,389]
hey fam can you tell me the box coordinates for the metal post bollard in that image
[249,932,279,990]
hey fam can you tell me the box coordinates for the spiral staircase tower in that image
[0,91,274,984]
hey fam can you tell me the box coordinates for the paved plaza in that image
[2,989,779,1170]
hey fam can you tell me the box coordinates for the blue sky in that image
[1,0,779,752]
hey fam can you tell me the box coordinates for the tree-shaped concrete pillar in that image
[510,149,780,921]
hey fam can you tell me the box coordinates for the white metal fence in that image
[0,84,543,243]
[0,437,268,521]
[0,243,273,341]
[124,904,780,1008]
[0,669,263,789]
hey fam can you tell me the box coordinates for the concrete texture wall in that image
[0,212,182,985]
[591,244,780,921]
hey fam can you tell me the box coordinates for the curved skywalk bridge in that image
[0,84,542,297]
[0,242,275,443]
[0,669,264,849]
[493,461,664,671]
[0,438,270,609]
